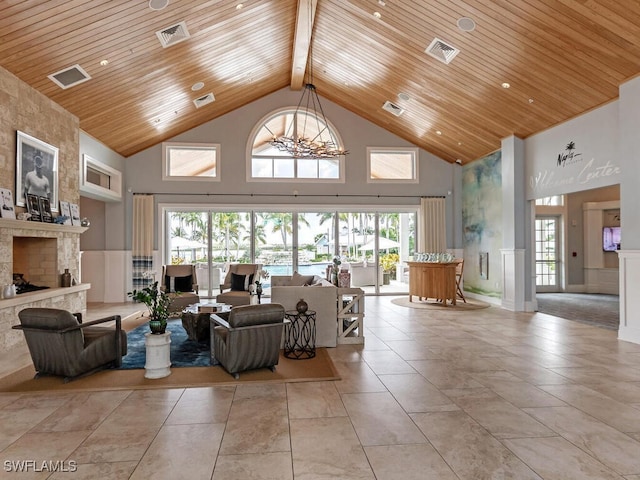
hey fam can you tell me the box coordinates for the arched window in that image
[248,107,345,182]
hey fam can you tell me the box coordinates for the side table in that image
[284,310,316,359]
[144,332,171,379]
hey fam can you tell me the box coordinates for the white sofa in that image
[270,273,338,347]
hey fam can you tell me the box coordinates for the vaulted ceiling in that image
[2,0,639,163]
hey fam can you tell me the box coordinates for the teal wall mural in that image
[462,151,503,298]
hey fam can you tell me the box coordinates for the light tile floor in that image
[1,297,640,479]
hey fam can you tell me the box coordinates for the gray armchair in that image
[13,308,127,382]
[211,303,286,378]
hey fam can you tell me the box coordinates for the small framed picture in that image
[69,203,81,226]
[26,193,41,222]
[59,201,72,225]
[39,197,53,223]
[0,188,16,219]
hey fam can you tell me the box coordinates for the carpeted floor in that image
[0,347,339,393]
[120,318,211,369]
[536,292,619,330]
[391,296,490,310]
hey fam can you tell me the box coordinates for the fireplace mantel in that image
[0,284,90,308]
[0,217,88,234]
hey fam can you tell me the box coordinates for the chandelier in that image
[269,5,348,160]
[269,83,348,159]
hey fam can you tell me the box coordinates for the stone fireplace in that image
[0,218,90,351]
[13,236,58,288]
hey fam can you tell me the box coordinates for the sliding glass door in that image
[165,206,416,297]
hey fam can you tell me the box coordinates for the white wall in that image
[525,101,621,200]
[122,87,456,251]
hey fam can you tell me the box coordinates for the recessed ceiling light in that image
[191,81,205,91]
[398,92,411,101]
[373,11,381,19]
[100,59,109,66]
[148,0,169,11]
[457,17,476,32]
[502,82,510,89]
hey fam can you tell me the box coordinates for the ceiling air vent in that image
[425,38,460,64]
[193,93,215,108]
[156,21,190,48]
[47,64,91,89]
[382,100,405,117]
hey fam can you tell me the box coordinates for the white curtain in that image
[132,194,154,288]
[418,197,446,252]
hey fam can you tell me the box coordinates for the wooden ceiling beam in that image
[290,0,317,90]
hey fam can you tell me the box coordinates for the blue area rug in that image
[120,318,211,369]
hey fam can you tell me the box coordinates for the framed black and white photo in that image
[16,131,59,212]
[0,188,16,219]
[69,203,81,226]
[59,200,72,225]
[26,193,42,222]
[39,197,53,223]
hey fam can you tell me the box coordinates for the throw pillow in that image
[165,274,192,293]
[231,273,254,291]
[292,271,315,286]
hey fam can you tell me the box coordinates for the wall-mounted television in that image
[603,226,621,252]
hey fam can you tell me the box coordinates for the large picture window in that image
[162,142,220,181]
[249,108,344,182]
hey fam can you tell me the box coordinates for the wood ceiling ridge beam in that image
[290,0,317,90]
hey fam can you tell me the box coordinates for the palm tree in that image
[263,212,293,248]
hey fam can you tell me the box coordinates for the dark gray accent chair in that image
[211,303,286,379]
[13,308,127,382]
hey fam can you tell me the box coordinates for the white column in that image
[501,135,531,311]
[618,250,640,344]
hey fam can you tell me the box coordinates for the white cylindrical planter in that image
[144,332,172,379]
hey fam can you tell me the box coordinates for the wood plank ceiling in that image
[1,0,639,163]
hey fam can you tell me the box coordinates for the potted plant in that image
[380,253,399,285]
[128,281,172,334]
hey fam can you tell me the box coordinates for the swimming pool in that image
[262,263,329,287]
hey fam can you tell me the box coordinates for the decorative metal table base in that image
[284,310,316,359]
